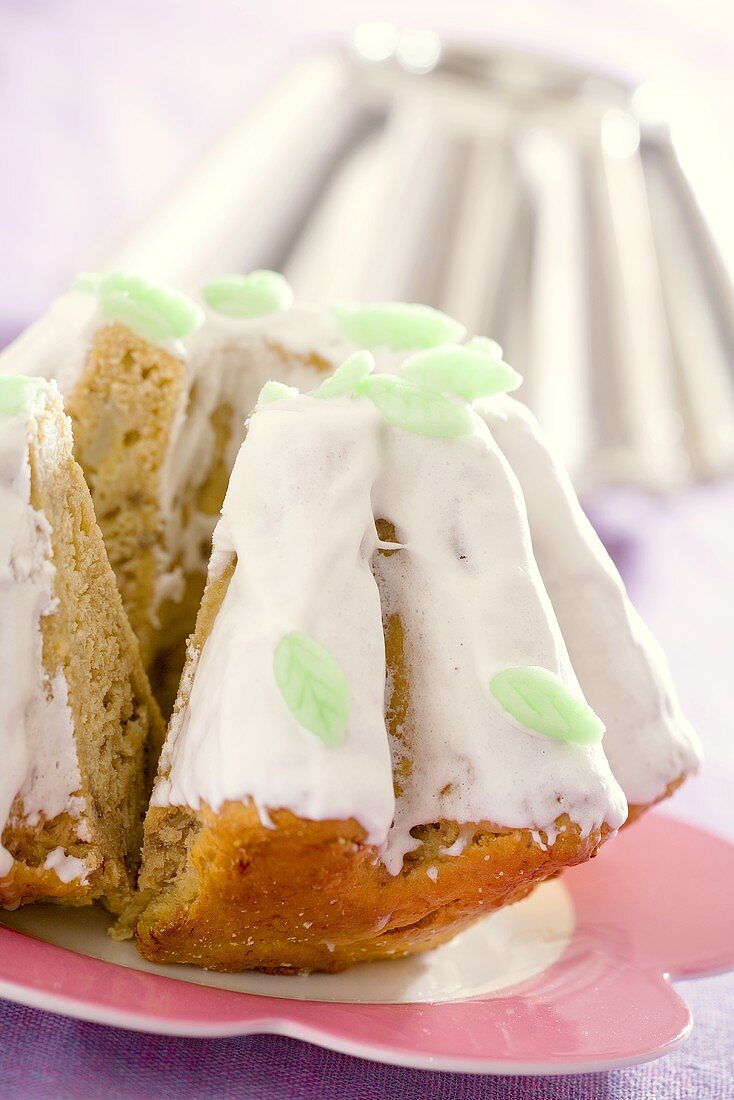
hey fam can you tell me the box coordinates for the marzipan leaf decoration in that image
[74,272,204,343]
[489,666,605,746]
[258,380,299,404]
[311,351,375,399]
[356,374,475,439]
[273,631,351,747]
[0,376,46,417]
[400,343,522,400]
[332,302,466,351]
[202,271,294,318]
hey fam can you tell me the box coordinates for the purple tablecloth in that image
[2,3,734,1096]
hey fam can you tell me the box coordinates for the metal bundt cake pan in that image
[106,32,734,492]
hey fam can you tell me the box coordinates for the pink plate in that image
[1,812,733,1075]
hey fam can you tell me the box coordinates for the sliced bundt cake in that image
[129,358,630,972]
[0,376,164,913]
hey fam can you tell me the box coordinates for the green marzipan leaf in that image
[310,351,375,399]
[202,271,294,318]
[332,302,466,351]
[357,374,475,439]
[273,631,351,747]
[489,666,605,746]
[258,380,299,404]
[74,272,204,343]
[0,375,47,417]
[399,343,522,400]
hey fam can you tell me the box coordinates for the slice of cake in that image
[130,363,628,973]
[0,376,165,913]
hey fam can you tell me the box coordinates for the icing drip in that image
[153,397,396,844]
[42,847,89,885]
[371,413,626,872]
[477,395,702,806]
[0,384,80,878]
[154,395,627,868]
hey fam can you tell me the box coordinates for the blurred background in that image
[3,0,734,491]
[1,0,733,826]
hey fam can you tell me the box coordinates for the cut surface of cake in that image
[0,277,201,672]
[0,376,165,913]
[130,349,640,973]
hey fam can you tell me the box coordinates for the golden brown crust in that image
[134,774,693,972]
[134,801,608,973]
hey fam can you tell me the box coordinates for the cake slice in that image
[129,369,627,973]
[0,376,165,913]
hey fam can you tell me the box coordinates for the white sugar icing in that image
[0,277,699,875]
[153,393,627,868]
[0,292,100,394]
[0,383,82,879]
[1,282,700,832]
[372,407,626,871]
[42,847,89,885]
[154,396,396,843]
[477,395,702,806]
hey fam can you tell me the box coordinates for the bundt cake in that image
[0,376,164,913]
[129,345,644,973]
[0,280,701,970]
